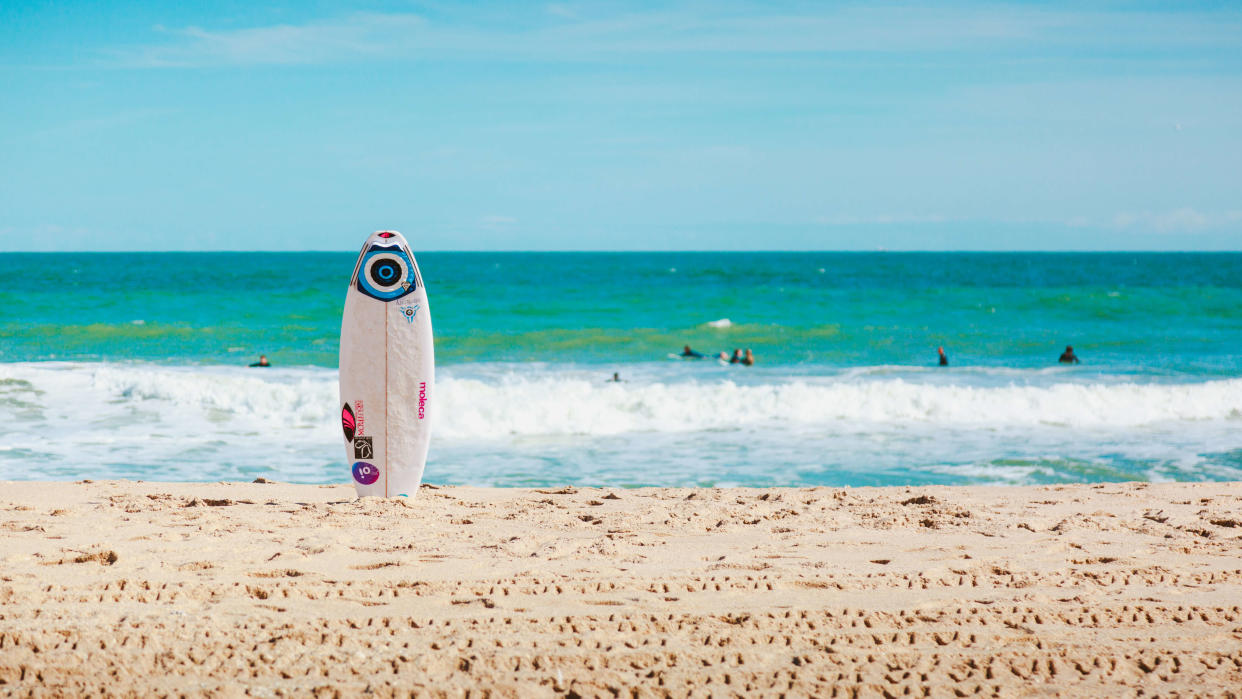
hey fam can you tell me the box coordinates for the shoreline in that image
[2,480,1241,695]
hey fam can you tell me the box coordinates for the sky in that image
[2,1,1241,251]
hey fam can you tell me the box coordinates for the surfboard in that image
[338,231,434,497]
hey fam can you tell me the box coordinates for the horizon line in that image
[3,249,1241,254]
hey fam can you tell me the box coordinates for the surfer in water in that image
[742,348,755,366]
[249,355,270,368]
[680,345,704,359]
[1058,345,1080,364]
[938,346,948,366]
[608,372,624,382]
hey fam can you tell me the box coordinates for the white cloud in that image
[1111,209,1242,233]
[97,4,1242,69]
[545,4,579,19]
[30,108,177,138]
[480,215,517,226]
[815,213,951,226]
[109,13,426,67]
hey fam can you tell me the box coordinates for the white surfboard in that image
[338,231,434,497]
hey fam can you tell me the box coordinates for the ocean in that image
[2,251,1240,487]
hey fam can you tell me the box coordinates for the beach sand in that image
[1,481,1240,697]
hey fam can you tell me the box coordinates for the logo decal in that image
[398,304,420,324]
[353,436,373,460]
[355,246,418,302]
[342,402,357,439]
[352,462,380,485]
[341,404,356,441]
[417,382,427,419]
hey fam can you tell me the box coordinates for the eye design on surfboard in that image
[342,403,356,441]
[354,244,419,302]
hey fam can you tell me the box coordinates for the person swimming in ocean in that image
[938,346,948,366]
[1058,345,1080,364]
[729,349,743,364]
[742,348,755,366]
[249,355,270,368]
[680,345,704,359]
[608,372,624,382]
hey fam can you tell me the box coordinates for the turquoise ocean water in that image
[2,252,1240,486]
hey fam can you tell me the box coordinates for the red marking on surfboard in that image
[378,232,395,238]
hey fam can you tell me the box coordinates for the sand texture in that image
[1,481,1241,697]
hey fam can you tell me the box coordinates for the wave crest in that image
[5,364,1236,441]
[434,375,1242,437]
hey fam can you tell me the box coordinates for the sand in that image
[1,480,1240,697]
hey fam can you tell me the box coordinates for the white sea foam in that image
[1,362,1240,483]
[704,318,732,328]
[4,362,1241,437]
[436,375,1242,436]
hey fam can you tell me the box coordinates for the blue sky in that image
[2,1,1241,251]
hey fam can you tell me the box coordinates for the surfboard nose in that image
[373,230,406,244]
[353,231,420,302]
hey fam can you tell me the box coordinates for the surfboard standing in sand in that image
[338,231,435,497]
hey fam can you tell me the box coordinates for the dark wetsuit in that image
[1058,352,1079,364]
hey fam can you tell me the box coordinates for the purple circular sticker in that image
[352,461,379,485]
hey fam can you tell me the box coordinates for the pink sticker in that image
[342,404,356,441]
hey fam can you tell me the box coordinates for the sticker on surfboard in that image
[341,403,356,441]
[352,462,380,485]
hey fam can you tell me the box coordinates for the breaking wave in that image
[436,374,1242,436]
[2,362,1240,442]
[2,361,1240,485]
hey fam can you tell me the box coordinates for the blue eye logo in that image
[356,246,418,301]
